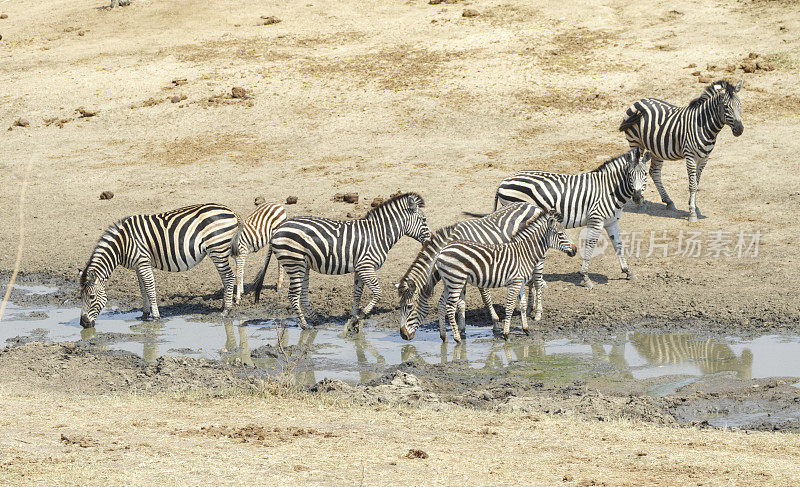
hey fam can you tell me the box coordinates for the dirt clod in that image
[13,118,30,127]
[61,433,97,448]
[698,76,711,83]
[563,474,574,482]
[286,195,298,205]
[231,87,249,99]
[99,191,114,200]
[0,14,8,19]
[406,448,429,459]
[261,16,281,25]
[76,107,97,118]
[685,63,697,68]
[741,62,757,73]
[343,193,359,204]
[254,196,266,206]
[462,9,479,17]
[172,78,187,86]
[371,197,384,208]
[170,96,181,103]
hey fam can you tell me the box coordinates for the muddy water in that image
[4,300,800,391]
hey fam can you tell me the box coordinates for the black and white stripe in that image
[231,202,288,304]
[79,203,240,328]
[494,148,650,288]
[619,80,744,222]
[434,210,577,342]
[398,202,543,340]
[630,333,753,379]
[262,193,430,329]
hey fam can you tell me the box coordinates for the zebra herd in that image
[79,80,744,342]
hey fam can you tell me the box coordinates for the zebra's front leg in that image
[580,218,603,289]
[210,253,235,315]
[530,262,545,322]
[478,287,499,332]
[437,291,448,342]
[649,157,676,211]
[299,267,319,323]
[686,156,699,223]
[347,274,365,333]
[446,289,463,344]
[234,249,247,305]
[502,280,523,340]
[136,262,159,320]
[604,217,636,280]
[354,264,381,318]
[694,157,708,219]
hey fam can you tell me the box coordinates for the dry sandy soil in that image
[2,0,800,483]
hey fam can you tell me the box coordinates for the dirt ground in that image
[2,0,800,483]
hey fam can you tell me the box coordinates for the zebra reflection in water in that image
[630,333,753,379]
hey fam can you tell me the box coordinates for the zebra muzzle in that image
[80,314,95,329]
[633,191,644,205]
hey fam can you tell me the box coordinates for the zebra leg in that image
[446,290,462,344]
[276,264,285,293]
[346,274,365,333]
[649,157,676,211]
[136,268,152,321]
[354,264,381,318]
[604,218,635,280]
[457,289,466,337]
[502,280,523,340]
[234,248,247,305]
[478,287,499,332]
[532,261,544,321]
[136,262,159,320]
[686,156,699,223]
[437,291,448,342]
[695,157,708,218]
[299,267,319,322]
[210,253,235,315]
[286,266,310,329]
[580,218,603,289]
[518,285,529,335]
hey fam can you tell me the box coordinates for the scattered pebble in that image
[260,16,281,25]
[371,197,384,208]
[13,118,29,127]
[462,9,479,17]
[99,191,114,200]
[170,95,181,103]
[685,63,697,69]
[254,196,266,206]
[231,87,249,99]
[698,76,712,83]
[405,449,429,459]
[343,193,359,204]
[563,474,574,482]
[0,14,8,19]
[691,70,701,76]
[172,78,188,86]
[76,107,97,118]
[286,196,298,205]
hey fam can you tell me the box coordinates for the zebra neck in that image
[405,233,449,288]
[85,226,127,281]
[694,96,725,140]
[599,161,634,204]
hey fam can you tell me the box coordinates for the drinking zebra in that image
[493,148,650,288]
[435,210,577,342]
[79,203,240,328]
[231,202,288,304]
[619,80,744,222]
[259,193,431,329]
[398,202,544,341]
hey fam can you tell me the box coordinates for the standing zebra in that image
[435,210,577,342]
[397,202,544,341]
[493,148,649,288]
[79,203,240,328]
[231,202,288,304]
[619,80,744,222]
[260,193,431,329]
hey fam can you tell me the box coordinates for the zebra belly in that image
[150,250,207,272]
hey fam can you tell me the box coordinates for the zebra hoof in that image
[502,332,509,341]
[221,309,231,317]
[665,202,677,211]
[345,317,362,334]
[688,214,698,223]
[534,313,542,322]
[581,279,595,289]
[140,312,151,321]
[626,272,638,281]
[523,328,530,336]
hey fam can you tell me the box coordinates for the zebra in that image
[493,147,650,289]
[259,192,431,330]
[630,332,753,379]
[619,80,744,222]
[79,203,240,328]
[435,210,577,342]
[397,202,544,341]
[230,202,288,304]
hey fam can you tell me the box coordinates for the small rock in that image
[254,196,266,206]
[462,9,479,17]
[1,13,9,19]
[428,0,443,3]
[172,78,188,86]
[260,16,281,25]
[371,197,384,208]
[99,191,114,200]
[563,474,574,482]
[231,87,248,99]
[706,64,717,71]
[748,52,760,59]
[0,34,3,41]
[741,62,757,73]
[286,195,298,205]
[76,107,97,118]
[757,61,775,71]
[691,70,701,76]
[13,118,29,127]
[78,31,85,36]
[405,449,428,459]
[343,193,359,204]
[685,63,697,68]
[698,76,711,83]
[346,212,356,218]
[170,95,182,103]
[333,193,345,202]
[725,64,736,73]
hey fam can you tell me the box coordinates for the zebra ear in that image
[734,79,743,92]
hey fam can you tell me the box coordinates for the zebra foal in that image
[494,147,649,288]
[261,192,431,330]
[397,203,544,341]
[231,202,288,304]
[619,80,743,222]
[435,210,577,342]
[79,203,239,328]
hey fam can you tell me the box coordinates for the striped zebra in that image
[435,210,577,342]
[260,193,431,329]
[493,148,649,288]
[619,80,744,222]
[230,202,288,304]
[630,332,753,379]
[79,203,240,328]
[397,202,544,341]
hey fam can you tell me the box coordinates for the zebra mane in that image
[364,192,425,219]
[590,151,628,173]
[80,219,126,286]
[397,223,458,298]
[688,80,736,108]
[510,211,549,241]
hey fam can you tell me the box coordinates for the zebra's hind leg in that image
[234,248,247,305]
[276,264,285,293]
[210,253,236,315]
[518,286,529,335]
[346,274,365,333]
[457,295,466,338]
[286,266,311,329]
[446,294,462,344]
[299,267,320,323]
[604,217,636,280]
[502,280,524,340]
[437,291,448,342]
[580,218,603,289]
[136,261,159,320]
[649,157,676,211]
[478,287,499,332]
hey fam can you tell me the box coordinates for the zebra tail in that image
[619,109,642,132]
[253,246,272,303]
[461,191,497,218]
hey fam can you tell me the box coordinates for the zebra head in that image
[398,285,419,340]
[717,80,743,137]
[544,210,577,257]
[401,193,431,243]
[79,270,107,328]
[627,147,650,205]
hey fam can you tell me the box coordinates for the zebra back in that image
[232,203,288,257]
